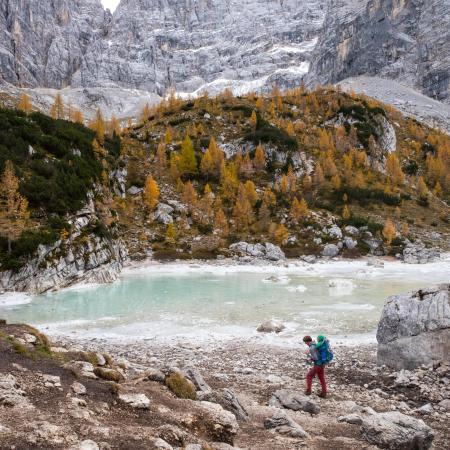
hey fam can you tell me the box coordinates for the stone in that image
[184,367,212,394]
[127,186,143,196]
[42,374,62,388]
[264,410,309,438]
[403,242,440,264]
[157,424,188,447]
[327,225,343,239]
[0,373,32,408]
[154,203,174,225]
[197,401,239,444]
[65,361,97,379]
[23,333,37,344]
[71,382,87,395]
[344,226,359,236]
[417,404,433,415]
[185,445,202,450]
[202,389,249,421]
[269,389,320,415]
[264,243,285,261]
[377,284,450,369]
[228,242,285,261]
[256,320,286,334]
[146,368,165,383]
[343,236,357,250]
[118,393,150,409]
[438,399,450,411]
[361,411,434,449]
[322,244,339,258]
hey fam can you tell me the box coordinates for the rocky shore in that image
[1,320,449,450]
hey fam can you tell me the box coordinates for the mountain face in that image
[308,0,450,104]
[0,0,449,105]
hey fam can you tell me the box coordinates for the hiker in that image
[303,335,333,398]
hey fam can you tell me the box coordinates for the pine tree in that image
[0,161,29,253]
[250,110,258,129]
[166,222,177,243]
[109,114,121,137]
[51,93,65,119]
[290,197,309,224]
[143,175,160,211]
[182,181,198,213]
[253,143,266,173]
[179,135,198,176]
[342,204,351,220]
[273,223,289,246]
[244,180,258,206]
[155,142,167,176]
[382,218,396,245]
[386,154,405,186]
[18,93,32,113]
[214,207,229,237]
[417,176,429,199]
[233,183,254,232]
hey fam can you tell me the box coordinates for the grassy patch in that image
[165,372,197,400]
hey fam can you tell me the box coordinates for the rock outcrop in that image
[0,200,127,294]
[229,242,285,261]
[377,285,450,369]
[308,0,450,105]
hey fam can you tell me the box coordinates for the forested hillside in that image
[1,85,449,272]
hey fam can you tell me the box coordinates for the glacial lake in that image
[1,258,449,346]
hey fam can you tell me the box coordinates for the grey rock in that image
[344,236,357,250]
[229,242,285,261]
[403,242,440,264]
[438,399,450,411]
[322,244,339,258]
[361,411,434,450]
[118,393,150,410]
[145,368,165,383]
[153,438,173,450]
[344,226,359,236]
[198,401,239,443]
[202,388,249,421]
[269,389,320,415]
[264,410,309,438]
[0,373,32,408]
[327,225,343,239]
[154,203,174,225]
[70,441,99,450]
[377,284,450,369]
[184,367,212,394]
[257,320,286,334]
[417,404,433,415]
[71,381,87,396]
[127,186,143,196]
[265,243,285,261]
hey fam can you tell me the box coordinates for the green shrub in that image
[165,372,197,400]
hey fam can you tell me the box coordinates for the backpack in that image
[318,340,334,364]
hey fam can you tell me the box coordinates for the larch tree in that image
[290,197,309,224]
[382,218,396,245]
[91,109,106,144]
[200,148,215,179]
[140,103,151,123]
[18,93,32,113]
[417,176,429,199]
[198,184,215,225]
[0,161,29,253]
[179,135,198,177]
[182,181,198,213]
[331,174,341,190]
[323,156,338,178]
[233,183,254,232]
[250,110,258,129]
[164,127,173,144]
[401,222,410,237]
[72,109,84,124]
[143,175,160,211]
[239,152,254,179]
[342,204,351,220]
[244,180,258,207]
[220,161,239,202]
[109,114,121,137]
[51,93,65,119]
[214,207,229,237]
[386,154,405,187]
[155,142,168,176]
[273,223,289,246]
[165,222,177,243]
[313,163,325,186]
[253,143,266,173]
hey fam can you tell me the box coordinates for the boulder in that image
[145,368,165,383]
[340,410,434,450]
[118,393,150,409]
[264,243,285,261]
[0,373,32,408]
[268,389,320,415]
[127,186,143,196]
[344,225,359,236]
[71,381,87,395]
[322,244,339,257]
[197,401,239,444]
[377,284,450,369]
[70,440,100,450]
[202,388,249,421]
[154,203,174,225]
[228,242,285,261]
[403,242,440,264]
[184,367,212,394]
[327,225,343,239]
[343,236,357,250]
[256,320,286,334]
[264,410,309,438]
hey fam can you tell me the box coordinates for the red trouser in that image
[306,365,327,394]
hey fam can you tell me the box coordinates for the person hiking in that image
[302,335,332,398]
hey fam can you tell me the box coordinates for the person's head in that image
[317,335,325,344]
[303,335,313,346]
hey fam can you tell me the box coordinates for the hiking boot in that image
[304,390,312,396]
[318,392,327,398]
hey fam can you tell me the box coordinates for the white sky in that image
[101,0,121,12]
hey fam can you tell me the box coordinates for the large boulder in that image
[322,244,339,258]
[339,409,434,450]
[264,410,309,438]
[229,242,285,261]
[256,320,286,334]
[154,203,174,225]
[377,284,450,369]
[268,389,320,415]
[403,242,440,264]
